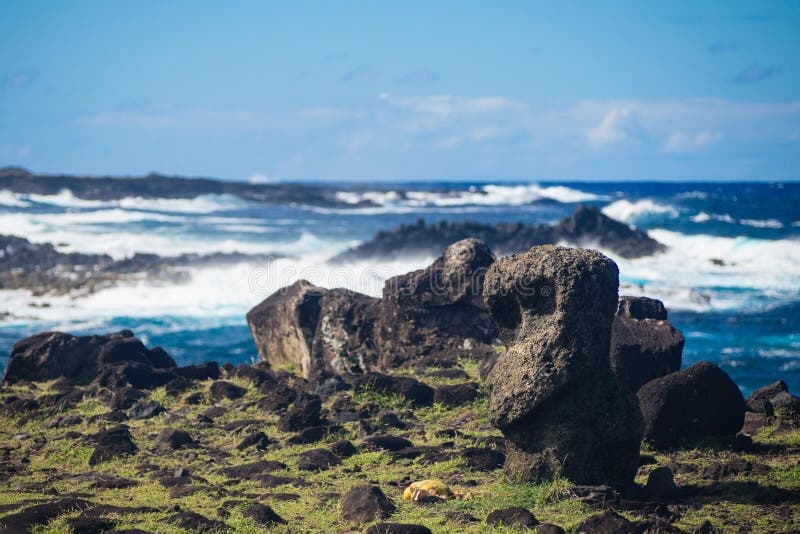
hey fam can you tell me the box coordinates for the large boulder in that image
[376,238,497,368]
[246,280,326,376]
[609,296,685,392]
[637,361,746,448]
[246,239,499,378]
[246,280,380,380]
[1,330,175,386]
[483,245,643,487]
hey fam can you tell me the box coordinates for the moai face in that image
[482,245,619,431]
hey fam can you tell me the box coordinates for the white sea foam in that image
[22,189,252,213]
[116,194,251,213]
[691,212,784,228]
[601,199,680,223]
[0,190,31,207]
[739,218,784,229]
[608,229,800,312]
[334,183,607,209]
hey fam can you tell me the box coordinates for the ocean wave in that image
[21,189,253,213]
[676,190,709,200]
[0,190,31,207]
[609,229,800,312]
[335,183,607,209]
[601,199,680,223]
[116,194,252,214]
[740,218,784,229]
[691,212,785,229]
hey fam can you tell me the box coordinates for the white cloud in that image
[665,131,723,153]
[587,107,644,149]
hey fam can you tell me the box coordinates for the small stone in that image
[298,448,341,471]
[485,507,539,529]
[209,380,247,400]
[156,428,196,450]
[128,400,165,420]
[645,467,679,499]
[341,485,395,522]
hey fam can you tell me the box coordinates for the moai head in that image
[482,245,619,430]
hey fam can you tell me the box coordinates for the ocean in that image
[1,181,798,394]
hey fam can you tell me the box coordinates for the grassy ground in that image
[1,359,799,533]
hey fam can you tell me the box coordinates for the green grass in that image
[1,361,799,533]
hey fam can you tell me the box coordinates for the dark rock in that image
[462,447,505,471]
[108,387,147,410]
[233,364,274,385]
[352,372,434,407]
[66,516,116,533]
[185,391,205,405]
[156,428,197,450]
[376,411,409,430]
[341,485,396,522]
[483,245,643,487]
[89,425,137,465]
[577,510,632,533]
[434,382,480,406]
[334,206,664,262]
[95,361,177,390]
[287,425,340,445]
[278,393,322,431]
[210,380,247,400]
[202,406,227,419]
[376,238,497,369]
[535,525,566,534]
[1,330,173,386]
[128,400,165,420]
[365,524,433,534]
[361,434,414,452]
[485,507,539,528]
[54,414,83,428]
[297,448,342,471]
[645,467,680,499]
[638,361,746,449]
[330,439,358,458]
[610,296,684,392]
[0,497,94,532]
[165,511,227,531]
[241,502,286,526]
[174,361,220,381]
[617,295,668,320]
[219,460,287,479]
[256,474,305,488]
[257,381,298,413]
[236,432,271,451]
[692,520,719,534]
[314,375,352,399]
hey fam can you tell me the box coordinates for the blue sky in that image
[1,1,799,182]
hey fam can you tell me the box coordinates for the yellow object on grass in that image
[403,479,454,501]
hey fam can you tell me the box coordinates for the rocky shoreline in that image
[0,167,365,208]
[332,205,665,262]
[0,234,282,297]
[0,241,798,532]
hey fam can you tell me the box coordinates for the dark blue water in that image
[1,181,798,394]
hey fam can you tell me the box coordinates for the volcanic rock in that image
[483,245,643,486]
[333,205,664,262]
[341,485,396,522]
[485,507,539,528]
[610,296,685,392]
[1,330,173,386]
[638,361,746,449]
[89,425,137,465]
[376,238,497,368]
[277,393,322,431]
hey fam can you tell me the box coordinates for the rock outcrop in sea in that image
[332,205,665,262]
[0,234,280,296]
[482,245,644,487]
